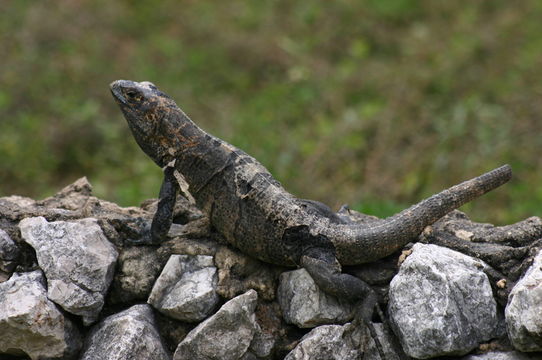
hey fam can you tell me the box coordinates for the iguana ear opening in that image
[140,81,157,90]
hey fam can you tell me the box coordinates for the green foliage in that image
[1,0,541,223]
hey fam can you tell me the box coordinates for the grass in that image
[1,1,541,224]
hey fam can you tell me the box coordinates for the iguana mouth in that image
[109,80,139,105]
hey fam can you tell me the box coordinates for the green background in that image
[1,1,541,224]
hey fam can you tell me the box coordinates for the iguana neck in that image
[163,110,235,197]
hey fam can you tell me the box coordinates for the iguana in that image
[110,80,511,355]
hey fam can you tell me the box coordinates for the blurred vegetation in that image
[1,1,541,224]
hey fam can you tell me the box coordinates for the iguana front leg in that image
[128,164,178,245]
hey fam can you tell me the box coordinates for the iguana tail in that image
[332,165,512,264]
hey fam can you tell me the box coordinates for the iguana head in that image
[110,80,183,167]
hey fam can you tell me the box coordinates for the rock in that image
[284,323,364,360]
[240,352,259,360]
[215,246,280,301]
[388,243,499,358]
[248,322,276,359]
[0,271,82,359]
[173,289,258,360]
[252,300,303,359]
[277,268,354,328]
[429,210,542,247]
[168,218,211,239]
[461,351,538,359]
[37,176,94,210]
[148,254,220,322]
[153,312,194,354]
[366,322,409,360]
[0,194,36,208]
[506,249,542,351]
[19,216,118,325]
[283,321,403,360]
[39,177,149,221]
[80,304,170,360]
[110,246,165,303]
[0,178,98,223]
[0,193,77,222]
[0,228,19,273]
[420,211,539,280]
[158,236,218,258]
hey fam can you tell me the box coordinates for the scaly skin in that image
[110,80,511,358]
[109,80,511,266]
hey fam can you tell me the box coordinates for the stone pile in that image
[0,177,541,359]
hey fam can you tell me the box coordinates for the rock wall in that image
[0,177,541,359]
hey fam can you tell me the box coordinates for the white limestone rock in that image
[173,289,258,360]
[148,254,219,322]
[19,216,118,325]
[388,243,498,358]
[0,229,19,273]
[277,268,354,328]
[461,351,538,359]
[0,271,81,359]
[506,249,542,351]
[284,323,363,360]
[80,304,170,360]
[111,245,164,303]
[284,322,402,360]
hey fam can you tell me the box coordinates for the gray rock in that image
[462,351,539,359]
[0,270,82,359]
[215,245,279,301]
[419,210,542,306]
[19,216,118,325]
[158,236,218,258]
[506,249,542,351]
[284,322,401,360]
[0,178,93,222]
[168,218,211,239]
[249,300,295,359]
[363,323,405,360]
[153,313,194,355]
[110,245,164,303]
[80,304,170,360]
[284,323,364,360]
[0,228,19,273]
[173,289,258,360]
[148,254,220,322]
[0,194,36,208]
[240,352,260,360]
[389,243,498,358]
[277,268,354,328]
[248,322,276,359]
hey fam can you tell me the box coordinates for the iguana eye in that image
[125,90,142,102]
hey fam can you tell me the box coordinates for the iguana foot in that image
[300,252,387,359]
[124,218,162,246]
[351,297,388,360]
[125,234,161,246]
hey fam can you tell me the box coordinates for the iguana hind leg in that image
[300,252,386,359]
[300,253,376,305]
[286,225,386,359]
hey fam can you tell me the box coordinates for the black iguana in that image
[110,79,511,355]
